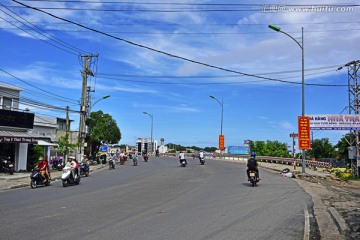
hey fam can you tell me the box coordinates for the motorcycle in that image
[109,159,115,169]
[199,157,205,165]
[119,156,125,165]
[30,167,50,189]
[61,166,80,187]
[143,154,148,162]
[248,170,259,187]
[133,156,138,166]
[180,159,187,167]
[0,156,14,175]
[80,162,90,177]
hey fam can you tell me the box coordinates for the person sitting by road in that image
[179,150,187,165]
[246,152,260,181]
[36,156,50,183]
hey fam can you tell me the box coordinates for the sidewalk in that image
[0,164,107,191]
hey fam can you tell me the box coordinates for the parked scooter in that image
[0,156,14,175]
[80,162,90,177]
[30,167,50,189]
[61,166,80,187]
[248,169,259,187]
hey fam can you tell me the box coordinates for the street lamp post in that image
[210,96,224,150]
[269,24,306,174]
[143,112,153,153]
[88,95,110,117]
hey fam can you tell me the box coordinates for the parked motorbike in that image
[56,162,64,171]
[0,156,14,175]
[248,170,259,187]
[30,167,50,189]
[109,159,115,169]
[180,159,187,167]
[199,157,205,165]
[80,162,90,177]
[61,166,80,187]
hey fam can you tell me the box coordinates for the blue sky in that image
[0,0,359,148]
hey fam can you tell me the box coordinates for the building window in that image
[58,121,67,131]
[2,97,12,110]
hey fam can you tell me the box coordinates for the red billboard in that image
[219,135,225,150]
[298,116,311,150]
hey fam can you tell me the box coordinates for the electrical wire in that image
[0,69,79,103]
[11,1,351,87]
[0,3,90,55]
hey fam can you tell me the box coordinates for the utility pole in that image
[78,55,95,161]
[66,106,70,134]
[339,60,360,177]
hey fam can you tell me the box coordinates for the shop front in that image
[0,109,36,171]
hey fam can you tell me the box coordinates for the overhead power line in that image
[0,69,79,103]
[0,3,91,56]
[12,0,346,87]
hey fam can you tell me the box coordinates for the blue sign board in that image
[99,145,108,153]
[228,146,249,155]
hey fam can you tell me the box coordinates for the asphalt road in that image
[0,157,314,240]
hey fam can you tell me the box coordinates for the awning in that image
[37,140,58,146]
[0,130,38,143]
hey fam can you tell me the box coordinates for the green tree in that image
[310,138,335,159]
[86,110,121,157]
[249,140,290,157]
[266,140,291,157]
[27,145,45,171]
[335,133,355,162]
[56,133,77,157]
[204,147,217,152]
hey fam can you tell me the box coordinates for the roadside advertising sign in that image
[228,146,250,155]
[308,114,360,130]
[289,133,298,138]
[219,135,225,150]
[99,145,108,153]
[298,116,311,150]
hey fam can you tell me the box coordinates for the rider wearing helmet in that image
[246,152,260,181]
[36,156,50,183]
[179,150,187,165]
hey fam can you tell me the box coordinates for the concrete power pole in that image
[78,55,95,161]
[339,60,360,177]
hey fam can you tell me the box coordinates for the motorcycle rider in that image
[109,152,116,167]
[247,152,260,181]
[36,156,50,183]
[179,150,187,165]
[66,156,77,180]
[198,150,204,160]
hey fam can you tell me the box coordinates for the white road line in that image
[304,206,310,240]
